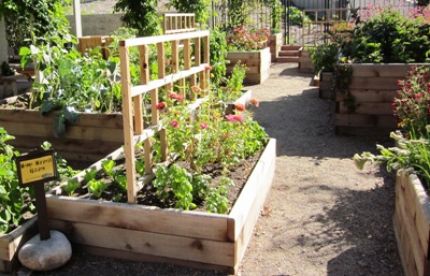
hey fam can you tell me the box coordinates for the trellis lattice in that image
[163,13,196,34]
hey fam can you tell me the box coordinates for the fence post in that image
[0,17,8,65]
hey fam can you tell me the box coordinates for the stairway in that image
[277,45,301,63]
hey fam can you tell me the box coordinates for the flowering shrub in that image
[393,67,430,135]
[227,26,270,51]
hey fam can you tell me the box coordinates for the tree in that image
[114,0,160,36]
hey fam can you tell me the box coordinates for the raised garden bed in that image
[394,170,430,276]
[335,64,430,136]
[46,138,276,273]
[269,33,283,62]
[298,48,314,74]
[0,218,37,273]
[319,72,334,100]
[227,47,271,85]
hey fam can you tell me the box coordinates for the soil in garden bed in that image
[58,150,263,212]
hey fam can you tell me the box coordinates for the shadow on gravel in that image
[278,67,316,86]
[294,170,402,275]
[252,88,391,159]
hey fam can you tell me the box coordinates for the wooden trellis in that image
[163,13,196,34]
[119,30,210,203]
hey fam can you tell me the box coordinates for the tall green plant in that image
[114,0,160,36]
[169,0,211,26]
[210,29,228,86]
[268,0,283,33]
[228,0,249,27]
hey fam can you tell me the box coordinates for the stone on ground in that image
[18,231,72,271]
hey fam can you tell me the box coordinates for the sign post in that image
[15,150,58,241]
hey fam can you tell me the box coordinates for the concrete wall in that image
[0,18,8,65]
[67,14,123,36]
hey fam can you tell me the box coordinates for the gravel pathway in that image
[35,63,402,276]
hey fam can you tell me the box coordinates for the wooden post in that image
[119,45,137,204]
[72,0,83,37]
[0,18,8,65]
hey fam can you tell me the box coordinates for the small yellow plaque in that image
[16,150,58,186]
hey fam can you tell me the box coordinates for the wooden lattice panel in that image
[163,13,196,34]
[119,30,210,203]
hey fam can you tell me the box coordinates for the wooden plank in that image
[47,196,229,242]
[122,30,209,48]
[336,90,397,103]
[0,218,37,261]
[349,77,400,90]
[119,46,137,204]
[49,220,234,267]
[337,102,393,115]
[350,64,426,77]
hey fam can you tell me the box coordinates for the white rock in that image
[18,231,72,271]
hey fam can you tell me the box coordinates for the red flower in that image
[169,92,184,102]
[415,93,424,101]
[427,82,430,93]
[226,114,244,123]
[170,120,179,128]
[200,122,208,129]
[156,102,166,110]
[250,98,260,107]
[234,103,246,112]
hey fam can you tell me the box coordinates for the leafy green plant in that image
[354,129,430,188]
[228,26,270,51]
[210,28,228,87]
[288,6,311,26]
[269,0,283,33]
[87,179,108,199]
[224,63,247,99]
[205,177,234,214]
[310,43,338,74]
[228,0,250,28]
[114,0,160,36]
[169,0,211,26]
[63,179,80,196]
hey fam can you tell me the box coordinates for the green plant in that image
[268,0,283,33]
[210,28,228,87]
[114,0,160,36]
[288,6,311,26]
[224,63,247,99]
[354,129,430,188]
[310,43,338,74]
[169,0,211,26]
[393,66,430,135]
[227,26,270,51]
[87,179,108,199]
[205,177,234,214]
[63,179,80,196]
[228,0,249,28]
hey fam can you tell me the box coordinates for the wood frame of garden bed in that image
[335,63,430,136]
[46,138,276,273]
[0,218,37,273]
[394,170,430,276]
[227,47,271,85]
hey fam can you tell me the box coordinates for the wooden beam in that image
[72,0,82,37]
[121,31,209,47]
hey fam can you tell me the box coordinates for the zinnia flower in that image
[234,103,245,112]
[226,114,244,123]
[250,98,260,107]
[200,122,208,129]
[170,120,179,128]
[169,92,184,102]
[156,102,166,110]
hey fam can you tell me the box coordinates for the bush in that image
[227,26,270,51]
[310,44,338,74]
[345,10,430,63]
[288,6,311,26]
[210,29,228,86]
[393,67,430,135]
[114,0,160,36]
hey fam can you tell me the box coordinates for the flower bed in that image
[227,48,271,85]
[319,72,334,100]
[394,171,430,276]
[0,218,37,273]
[46,138,275,273]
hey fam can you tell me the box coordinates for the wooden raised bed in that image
[46,138,276,273]
[394,170,430,276]
[0,218,37,273]
[0,97,123,164]
[335,64,430,136]
[319,72,334,100]
[269,33,283,62]
[227,47,271,85]
[298,48,314,73]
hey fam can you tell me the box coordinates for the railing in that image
[163,13,196,34]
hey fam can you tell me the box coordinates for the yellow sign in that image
[19,155,56,185]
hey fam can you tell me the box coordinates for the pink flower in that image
[200,122,208,129]
[415,93,424,101]
[226,114,244,123]
[170,120,179,128]
[156,102,166,110]
[234,103,245,112]
[169,92,184,102]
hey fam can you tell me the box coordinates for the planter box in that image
[298,48,314,73]
[0,97,123,164]
[0,218,37,273]
[227,47,271,85]
[319,72,334,100]
[335,63,430,136]
[269,33,283,62]
[394,171,430,276]
[46,139,276,273]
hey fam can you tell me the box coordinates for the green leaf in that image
[40,101,56,115]
[63,107,79,124]
[53,114,66,138]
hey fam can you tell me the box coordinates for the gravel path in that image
[35,63,402,276]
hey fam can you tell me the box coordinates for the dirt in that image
[32,63,403,276]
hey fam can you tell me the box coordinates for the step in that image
[281,45,301,51]
[277,56,299,63]
[279,50,300,57]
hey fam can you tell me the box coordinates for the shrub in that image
[288,6,311,26]
[227,26,270,51]
[310,43,338,74]
[393,67,430,135]
[114,0,160,36]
